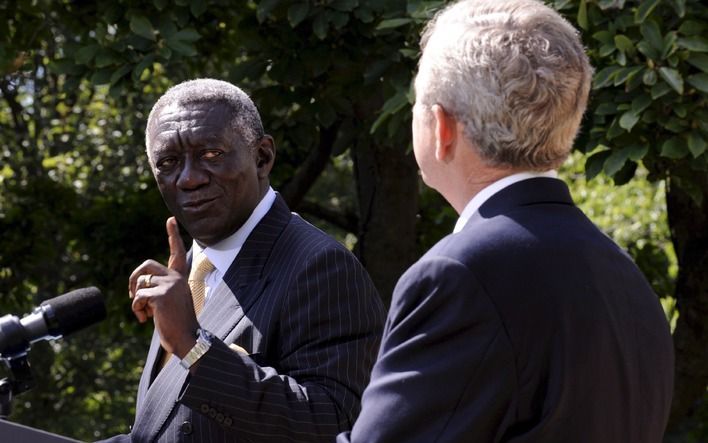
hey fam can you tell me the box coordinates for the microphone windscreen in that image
[40,287,107,337]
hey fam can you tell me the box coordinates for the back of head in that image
[145,78,264,159]
[416,0,593,170]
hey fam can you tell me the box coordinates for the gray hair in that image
[415,0,593,169]
[145,78,264,161]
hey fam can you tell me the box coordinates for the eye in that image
[156,156,178,169]
[202,150,223,160]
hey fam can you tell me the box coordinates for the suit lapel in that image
[132,194,291,442]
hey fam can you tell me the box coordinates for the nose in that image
[176,157,208,190]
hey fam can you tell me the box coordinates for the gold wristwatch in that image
[180,328,214,369]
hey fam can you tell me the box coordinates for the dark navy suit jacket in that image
[339,178,674,443]
[104,195,385,442]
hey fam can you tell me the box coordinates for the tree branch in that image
[297,199,359,234]
[280,122,340,209]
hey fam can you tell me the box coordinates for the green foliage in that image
[1,0,705,440]
[553,0,708,205]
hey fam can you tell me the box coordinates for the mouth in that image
[181,197,217,212]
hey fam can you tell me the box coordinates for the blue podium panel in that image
[0,419,81,442]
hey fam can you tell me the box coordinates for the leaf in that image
[166,38,197,56]
[640,20,663,52]
[661,32,678,59]
[687,132,707,158]
[190,0,207,17]
[330,0,358,12]
[577,0,588,30]
[687,73,708,93]
[626,144,649,161]
[604,148,630,176]
[635,0,661,23]
[376,18,412,30]
[130,14,156,41]
[173,28,201,42]
[158,16,178,39]
[94,50,119,68]
[585,149,612,180]
[612,160,638,185]
[75,44,99,65]
[660,137,688,159]
[371,90,409,134]
[132,54,155,82]
[677,36,708,52]
[614,35,635,54]
[643,69,657,85]
[678,20,705,36]
[313,13,328,39]
[110,64,131,85]
[329,11,349,29]
[257,0,280,23]
[651,81,671,99]
[669,0,686,17]
[593,66,621,89]
[614,66,643,86]
[90,67,113,85]
[354,7,374,23]
[687,54,708,73]
[153,0,168,10]
[637,41,660,60]
[595,102,617,115]
[619,111,640,131]
[631,94,652,114]
[658,67,684,94]
[288,3,309,27]
[600,43,616,57]
[592,31,613,44]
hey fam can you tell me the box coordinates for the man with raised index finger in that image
[102,78,385,443]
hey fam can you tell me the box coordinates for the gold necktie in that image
[159,253,214,369]
[189,253,215,316]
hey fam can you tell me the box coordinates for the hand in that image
[129,217,200,358]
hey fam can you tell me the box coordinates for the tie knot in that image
[190,253,215,281]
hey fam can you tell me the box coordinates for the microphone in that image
[0,287,106,359]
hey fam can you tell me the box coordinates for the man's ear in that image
[255,135,276,178]
[431,104,456,162]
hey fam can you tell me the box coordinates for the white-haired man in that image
[338,1,674,442]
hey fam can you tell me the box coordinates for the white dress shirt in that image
[191,187,277,306]
[453,171,558,234]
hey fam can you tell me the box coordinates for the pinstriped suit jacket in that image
[104,195,385,443]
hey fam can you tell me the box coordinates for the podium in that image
[0,419,81,442]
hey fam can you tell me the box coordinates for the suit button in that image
[200,404,210,414]
[224,417,233,427]
[209,408,218,418]
[216,413,224,423]
[180,421,193,435]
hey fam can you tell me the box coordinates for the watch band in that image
[180,328,214,369]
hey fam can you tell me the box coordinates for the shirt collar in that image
[192,187,277,276]
[453,170,558,234]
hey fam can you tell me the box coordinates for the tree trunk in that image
[666,172,708,432]
[352,141,419,307]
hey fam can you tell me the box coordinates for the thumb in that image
[166,217,188,275]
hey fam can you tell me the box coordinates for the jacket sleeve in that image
[179,246,386,443]
[339,256,517,443]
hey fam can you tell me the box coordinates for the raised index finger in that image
[166,216,188,275]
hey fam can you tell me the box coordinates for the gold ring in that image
[144,274,153,288]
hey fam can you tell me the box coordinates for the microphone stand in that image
[0,355,35,419]
[0,314,35,419]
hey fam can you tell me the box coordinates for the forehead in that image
[150,101,234,148]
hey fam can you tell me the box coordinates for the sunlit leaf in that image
[129,14,155,41]
[658,67,684,94]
